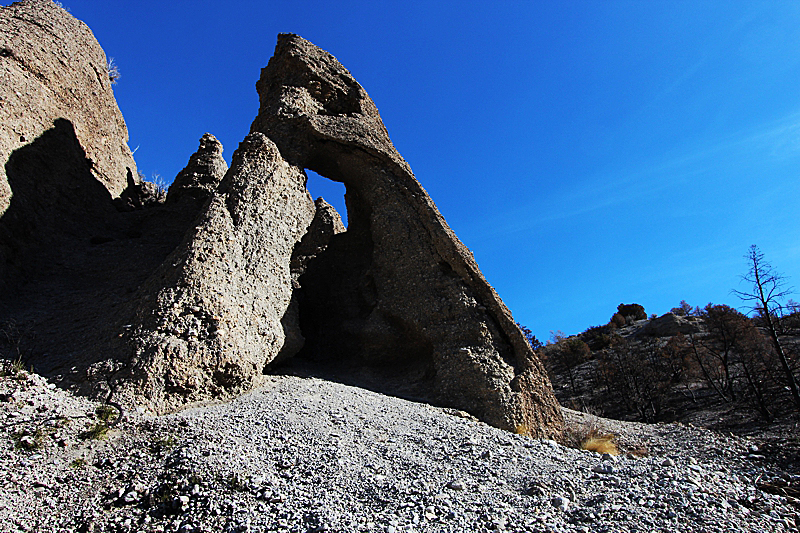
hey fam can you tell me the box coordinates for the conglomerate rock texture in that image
[117,133,315,412]
[166,133,228,205]
[251,34,563,435]
[0,0,137,285]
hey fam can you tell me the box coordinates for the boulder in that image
[0,0,137,284]
[118,133,315,412]
[643,312,701,337]
[251,34,563,435]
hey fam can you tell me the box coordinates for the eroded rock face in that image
[290,197,346,282]
[275,197,347,364]
[0,0,137,284]
[118,133,314,412]
[252,34,563,435]
[166,133,228,205]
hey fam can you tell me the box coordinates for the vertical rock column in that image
[166,133,228,205]
[120,133,314,412]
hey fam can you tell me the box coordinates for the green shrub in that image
[670,300,694,316]
[95,404,119,424]
[13,428,44,450]
[610,312,626,328]
[80,422,109,440]
[515,322,542,351]
[149,435,178,454]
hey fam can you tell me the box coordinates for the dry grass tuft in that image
[581,433,619,455]
[563,412,621,455]
[514,424,531,436]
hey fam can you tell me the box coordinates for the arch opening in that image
[270,165,437,402]
[305,169,347,228]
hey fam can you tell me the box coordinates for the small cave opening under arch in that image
[268,167,437,403]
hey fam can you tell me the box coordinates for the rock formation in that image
[0,0,138,285]
[118,133,315,411]
[0,7,563,437]
[166,133,228,205]
[250,34,563,434]
[290,197,347,281]
[643,312,702,337]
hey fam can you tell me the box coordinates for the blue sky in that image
[27,0,800,342]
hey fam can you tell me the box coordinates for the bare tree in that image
[733,245,800,409]
[685,304,748,402]
[736,321,777,421]
[542,331,591,395]
[595,335,675,422]
[670,300,694,316]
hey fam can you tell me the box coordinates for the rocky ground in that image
[0,361,797,533]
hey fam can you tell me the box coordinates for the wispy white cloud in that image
[468,108,800,242]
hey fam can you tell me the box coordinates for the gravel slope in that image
[0,365,796,532]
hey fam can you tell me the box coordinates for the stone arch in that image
[252,34,563,434]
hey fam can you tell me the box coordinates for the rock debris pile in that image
[0,365,796,533]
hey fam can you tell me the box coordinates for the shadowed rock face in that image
[251,34,563,435]
[0,0,137,283]
[0,130,243,410]
[275,197,346,364]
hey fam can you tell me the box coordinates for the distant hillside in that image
[540,302,800,436]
